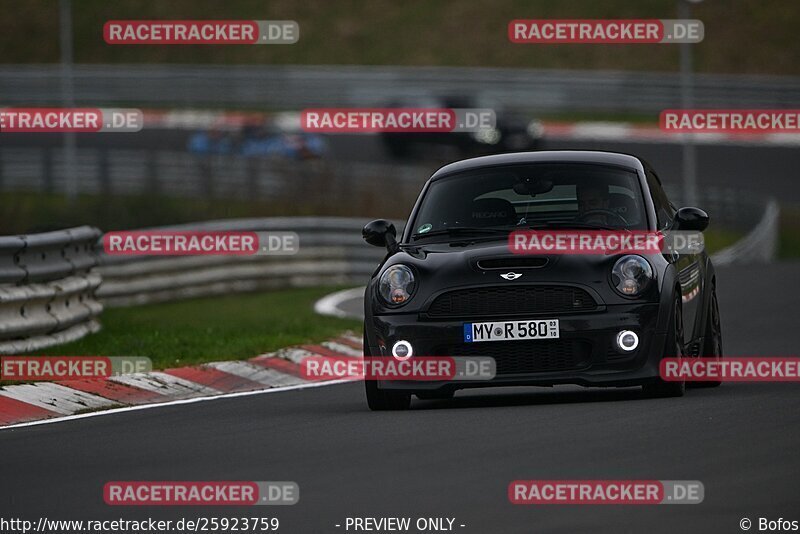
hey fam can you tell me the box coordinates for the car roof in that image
[430,151,646,181]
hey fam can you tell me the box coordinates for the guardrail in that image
[0,226,103,354]
[1,64,799,112]
[96,217,399,307]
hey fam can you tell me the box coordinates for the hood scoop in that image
[475,256,549,270]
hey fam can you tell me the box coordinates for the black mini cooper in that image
[361,151,723,410]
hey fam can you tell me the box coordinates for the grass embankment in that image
[0,0,798,75]
[35,287,362,369]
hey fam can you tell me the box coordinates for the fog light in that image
[616,330,639,352]
[391,340,413,360]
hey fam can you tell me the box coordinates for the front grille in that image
[433,339,592,375]
[426,285,597,318]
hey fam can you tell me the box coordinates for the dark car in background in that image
[361,151,722,410]
[380,95,543,159]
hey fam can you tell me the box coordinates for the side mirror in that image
[362,219,400,253]
[673,207,709,232]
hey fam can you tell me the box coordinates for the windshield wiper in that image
[411,227,511,240]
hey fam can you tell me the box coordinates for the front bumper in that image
[367,303,666,391]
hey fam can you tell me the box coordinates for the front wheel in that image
[643,293,686,398]
[365,379,412,411]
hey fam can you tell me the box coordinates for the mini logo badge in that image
[500,272,522,280]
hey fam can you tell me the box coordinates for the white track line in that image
[0,379,354,431]
[313,287,365,319]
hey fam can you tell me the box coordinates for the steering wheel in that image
[575,209,629,227]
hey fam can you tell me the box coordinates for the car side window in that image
[646,170,674,230]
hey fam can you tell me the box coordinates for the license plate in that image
[463,319,559,342]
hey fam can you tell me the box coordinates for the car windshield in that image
[409,162,648,241]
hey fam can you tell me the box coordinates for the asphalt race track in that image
[2,259,799,533]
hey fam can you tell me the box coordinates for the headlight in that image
[611,255,653,297]
[379,265,416,305]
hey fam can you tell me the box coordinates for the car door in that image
[646,168,703,347]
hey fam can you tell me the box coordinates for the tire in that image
[415,390,455,401]
[363,331,411,411]
[365,378,412,411]
[643,293,686,398]
[692,283,723,388]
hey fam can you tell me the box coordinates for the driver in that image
[576,183,613,225]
